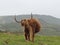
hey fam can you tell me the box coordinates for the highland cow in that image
[14,15,41,42]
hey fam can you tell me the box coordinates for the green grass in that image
[0,33,60,45]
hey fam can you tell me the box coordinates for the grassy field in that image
[0,33,60,45]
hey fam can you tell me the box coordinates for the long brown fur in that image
[20,18,41,42]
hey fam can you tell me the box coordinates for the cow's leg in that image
[30,27,35,42]
[29,27,34,42]
[31,28,35,42]
[32,32,35,42]
[28,34,30,41]
[25,33,28,40]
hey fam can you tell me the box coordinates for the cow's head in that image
[14,16,29,27]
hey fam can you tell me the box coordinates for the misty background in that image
[0,0,60,18]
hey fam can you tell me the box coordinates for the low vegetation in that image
[0,33,60,45]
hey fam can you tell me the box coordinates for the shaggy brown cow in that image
[14,16,41,42]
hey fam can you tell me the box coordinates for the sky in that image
[0,0,60,18]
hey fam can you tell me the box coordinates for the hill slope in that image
[0,15,60,36]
